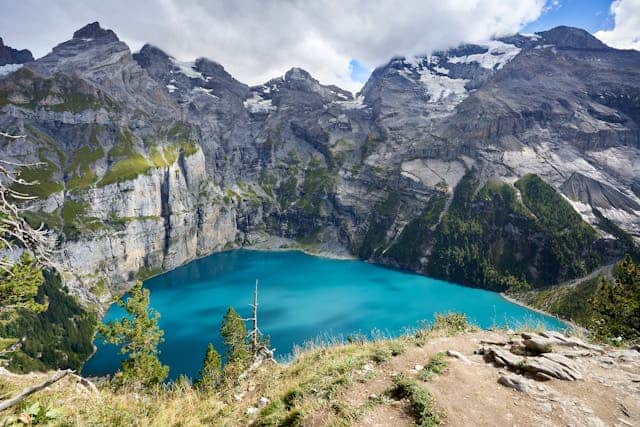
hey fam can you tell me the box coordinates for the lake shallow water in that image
[83,249,565,380]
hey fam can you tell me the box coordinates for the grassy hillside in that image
[424,172,603,291]
[0,314,473,426]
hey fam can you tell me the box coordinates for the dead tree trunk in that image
[249,279,259,354]
[0,369,72,411]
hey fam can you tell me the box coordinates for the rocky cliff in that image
[1,22,639,305]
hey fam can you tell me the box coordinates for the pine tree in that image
[0,253,45,316]
[99,281,169,387]
[220,307,249,383]
[196,343,222,390]
[589,254,640,343]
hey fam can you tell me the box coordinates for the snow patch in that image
[418,69,468,110]
[522,33,541,40]
[434,66,449,75]
[0,63,23,77]
[333,91,350,101]
[192,86,218,99]
[244,93,276,113]
[403,56,423,69]
[448,40,521,70]
[170,59,205,80]
[335,95,367,109]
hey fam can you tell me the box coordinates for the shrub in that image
[432,313,471,335]
[419,352,447,381]
[390,375,440,426]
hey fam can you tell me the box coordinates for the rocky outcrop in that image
[0,37,33,66]
[480,331,608,381]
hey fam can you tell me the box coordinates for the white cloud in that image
[595,0,640,50]
[0,0,547,92]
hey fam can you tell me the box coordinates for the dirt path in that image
[334,331,640,426]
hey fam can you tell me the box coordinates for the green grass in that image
[66,126,105,191]
[136,266,164,281]
[0,312,476,425]
[180,140,199,156]
[98,128,155,186]
[62,200,88,224]
[99,153,153,187]
[11,161,63,199]
[98,127,198,186]
[23,210,62,231]
[149,141,198,168]
[390,375,440,426]
[0,68,112,113]
[61,200,105,238]
[418,352,447,381]
[150,145,176,168]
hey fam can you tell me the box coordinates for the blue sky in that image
[524,0,615,33]
[349,0,619,85]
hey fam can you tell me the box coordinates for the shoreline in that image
[242,233,356,261]
[499,292,584,332]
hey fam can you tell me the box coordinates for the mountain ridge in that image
[0,22,638,310]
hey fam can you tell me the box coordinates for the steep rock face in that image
[1,23,639,305]
[57,150,238,304]
[0,24,241,302]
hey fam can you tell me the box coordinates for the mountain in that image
[0,37,33,66]
[0,37,33,78]
[0,22,639,306]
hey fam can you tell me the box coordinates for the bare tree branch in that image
[0,370,73,411]
[0,150,56,269]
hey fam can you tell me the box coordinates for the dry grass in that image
[0,314,477,426]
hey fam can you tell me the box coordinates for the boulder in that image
[487,347,582,381]
[498,374,530,392]
[523,337,554,354]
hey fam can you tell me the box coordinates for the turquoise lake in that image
[82,249,565,380]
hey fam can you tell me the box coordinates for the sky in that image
[1,0,638,93]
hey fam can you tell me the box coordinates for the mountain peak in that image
[194,57,227,76]
[284,67,314,82]
[133,44,171,68]
[0,37,34,66]
[72,22,119,42]
[536,25,607,50]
